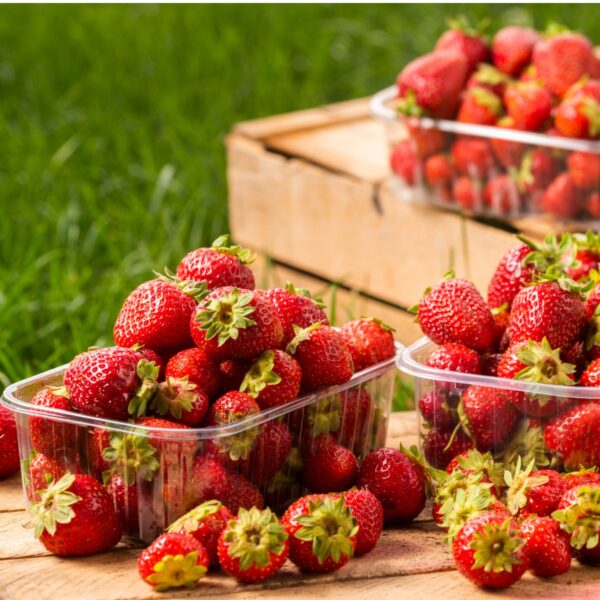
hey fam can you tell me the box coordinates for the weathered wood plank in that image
[0,474,25,513]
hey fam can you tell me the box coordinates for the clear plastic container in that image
[398,337,600,472]
[371,86,600,222]
[1,345,400,542]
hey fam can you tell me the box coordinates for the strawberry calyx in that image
[504,457,550,515]
[223,507,288,571]
[286,321,323,355]
[440,485,495,544]
[168,500,223,535]
[452,449,505,491]
[128,359,160,418]
[502,426,552,471]
[156,268,209,302]
[543,22,572,37]
[212,417,260,461]
[46,385,70,399]
[520,232,575,273]
[470,87,502,115]
[101,431,160,485]
[240,350,282,399]
[396,89,427,117]
[553,485,600,550]
[514,337,576,388]
[30,472,80,537]
[574,232,600,255]
[400,444,440,497]
[532,265,594,296]
[146,551,207,592]
[211,234,255,265]
[294,496,358,565]
[152,376,198,420]
[196,288,257,347]
[360,316,396,333]
[581,96,600,138]
[306,396,341,436]
[470,518,524,573]
[472,64,508,86]
[284,281,326,309]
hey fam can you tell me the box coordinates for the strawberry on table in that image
[492,26,540,76]
[339,317,396,372]
[343,489,384,556]
[218,507,289,583]
[457,87,502,126]
[165,347,221,399]
[504,82,553,131]
[521,515,572,577]
[303,442,358,493]
[434,17,489,75]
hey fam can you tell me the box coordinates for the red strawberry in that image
[482,351,503,376]
[492,26,541,76]
[246,421,292,485]
[453,512,526,589]
[304,443,358,493]
[240,349,301,409]
[418,391,455,431]
[222,472,264,514]
[114,276,206,355]
[389,139,419,185]
[490,117,527,168]
[26,452,67,501]
[31,472,122,556]
[301,432,337,458]
[555,79,600,138]
[453,175,482,210]
[218,507,288,583]
[186,456,234,509]
[435,18,489,75]
[518,148,562,196]
[136,347,166,380]
[64,347,159,420]
[541,173,586,218]
[568,234,600,281]
[467,63,510,97]
[458,88,502,125]
[286,322,354,391]
[151,377,209,426]
[563,468,600,490]
[521,515,572,577]
[105,473,141,536]
[426,343,482,375]
[397,50,469,119]
[138,531,209,591]
[339,317,396,372]
[567,151,600,189]
[484,174,522,215]
[191,287,283,362]
[357,447,425,523]
[219,358,253,393]
[588,191,600,217]
[408,123,448,159]
[416,274,495,353]
[424,153,454,190]
[581,357,600,386]
[168,500,233,568]
[337,388,374,451]
[177,235,255,290]
[423,427,473,470]
[519,64,539,82]
[544,403,600,469]
[165,348,221,399]
[504,82,553,131]
[533,32,593,97]
[282,494,358,573]
[343,489,384,555]
[451,137,495,178]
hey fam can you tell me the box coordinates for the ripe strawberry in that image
[301,432,337,458]
[467,63,510,97]
[581,357,600,386]
[407,122,448,159]
[488,244,534,310]
[186,456,234,509]
[458,88,502,125]
[25,452,67,501]
[568,234,600,281]
[563,468,600,490]
[545,403,600,469]
[138,531,209,591]
[490,117,527,168]
[168,500,233,568]
[339,317,396,372]
[105,472,141,536]
[519,64,539,82]
[521,516,571,577]
[246,421,292,485]
[30,472,121,556]
[397,50,469,118]
[343,489,384,555]
[567,151,600,189]
[282,494,357,573]
[453,175,482,210]
[219,358,253,393]
[218,507,288,583]
[482,351,504,376]
[114,276,206,355]
[165,347,221,399]
[418,391,455,431]
[357,447,425,523]
[426,342,482,374]
[518,148,561,196]
[240,349,301,409]
[337,388,374,451]
[286,322,354,391]
[504,82,553,131]
[453,512,526,589]
[304,443,358,493]
[191,287,283,362]
[451,137,495,178]
[415,274,495,353]
[435,17,489,75]
[222,472,264,514]
[541,173,586,218]
[151,377,209,426]
[389,139,419,185]
[492,26,540,76]
[533,32,593,97]
[484,174,522,215]
[555,79,600,138]
[64,347,159,420]
[423,427,473,470]
[424,153,454,188]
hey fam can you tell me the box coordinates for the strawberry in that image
[389,139,419,185]
[458,88,502,125]
[246,421,292,485]
[452,512,526,589]
[397,50,469,119]
[568,233,600,281]
[177,234,255,290]
[452,175,481,210]
[105,473,141,536]
[151,377,209,426]
[533,31,593,97]
[138,531,209,591]
[186,456,234,509]
[487,243,534,310]
[165,347,221,399]
[492,26,541,76]
[519,64,539,82]
[301,432,337,458]
[64,347,159,420]
[521,516,572,577]
[343,489,384,556]
[30,472,121,556]
[423,427,473,470]
[223,472,264,514]
[544,403,600,469]
[426,342,482,374]
[25,452,67,501]
[303,442,358,493]
[219,358,253,393]
[240,349,301,409]
[517,148,562,197]
[581,357,600,386]
[168,500,233,568]
[357,447,425,523]
[260,282,329,346]
[435,17,489,75]
[482,351,503,376]
[588,191,600,217]
[407,123,448,159]
[424,153,454,188]
[286,322,354,391]
[484,174,522,215]
[504,82,553,131]
[282,494,357,573]
[555,79,600,138]
[541,173,586,218]
[337,388,374,451]
[339,317,396,372]
[490,117,527,168]
[445,448,504,484]
[114,276,206,355]
[563,468,600,490]
[415,273,495,353]
[418,391,455,431]
[567,151,600,189]
[451,137,495,178]
[553,484,600,565]
[218,507,288,583]
[191,287,283,362]
[467,63,510,97]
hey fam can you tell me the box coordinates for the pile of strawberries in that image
[390,18,600,219]
[410,230,600,588]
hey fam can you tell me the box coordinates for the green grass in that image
[1,4,599,386]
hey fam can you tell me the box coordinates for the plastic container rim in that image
[398,336,600,400]
[0,342,403,440]
[370,86,600,154]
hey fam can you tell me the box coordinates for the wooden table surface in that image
[1,412,599,600]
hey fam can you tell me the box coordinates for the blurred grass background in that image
[1,4,599,386]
